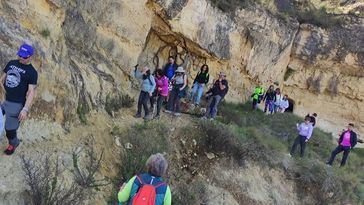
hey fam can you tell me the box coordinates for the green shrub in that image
[173,180,207,205]
[77,101,89,124]
[40,28,50,38]
[105,93,134,116]
[284,67,295,81]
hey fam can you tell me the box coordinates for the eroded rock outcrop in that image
[0,0,363,203]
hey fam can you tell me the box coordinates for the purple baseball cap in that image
[17,44,34,58]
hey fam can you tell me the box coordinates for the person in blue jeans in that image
[203,72,228,120]
[189,64,209,106]
[327,123,357,167]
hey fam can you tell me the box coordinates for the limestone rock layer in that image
[0,0,363,135]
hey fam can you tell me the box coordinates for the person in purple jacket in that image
[327,123,358,167]
[290,116,314,157]
[154,69,169,119]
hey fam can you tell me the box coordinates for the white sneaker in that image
[174,112,181,117]
[164,110,172,114]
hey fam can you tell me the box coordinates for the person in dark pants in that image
[203,71,229,120]
[1,44,38,155]
[290,116,314,158]
[165,67,187,117]
[327,123,358,167]
[154,69,169,119]
[133,66,156,120]
[263,85,276,115]
[251,85,264,110]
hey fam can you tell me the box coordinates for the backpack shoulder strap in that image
[148,76,153,85]
[154,182,166,188]
[136,175,145,185]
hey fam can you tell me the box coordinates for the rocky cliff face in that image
[0,0,363,203]
[1,0,362,134]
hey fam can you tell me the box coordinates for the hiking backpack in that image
[132,175,166,205]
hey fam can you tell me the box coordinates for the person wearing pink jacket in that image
[154,69,169,119]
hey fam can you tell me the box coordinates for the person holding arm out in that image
[327,123,358,167]
[289,116,314,158]
[133,65,156,120]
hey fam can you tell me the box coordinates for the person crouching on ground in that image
[134,65,156,120]
[154,69,169,119]
[118,153,172,205]
[203,71,229,120]
[278,95,289,113]
[327,123,357,167]
[251,85,264,110]
[1,43,38,155]
[165,67,187,117]
[189,64,209,106]
[290,116,314,158]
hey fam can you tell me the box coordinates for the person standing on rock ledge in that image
[0,44,38,155]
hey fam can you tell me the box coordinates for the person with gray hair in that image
[118,153,172,204]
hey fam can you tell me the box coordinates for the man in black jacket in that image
[327,123,358,167]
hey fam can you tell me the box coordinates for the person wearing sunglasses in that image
[0,43,38,155]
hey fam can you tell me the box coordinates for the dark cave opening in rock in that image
[286,98,295,112]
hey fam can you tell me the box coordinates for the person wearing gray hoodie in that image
[134,65,156,120]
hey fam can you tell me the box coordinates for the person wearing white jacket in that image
[273,88,282,113]
[278,95,289,113]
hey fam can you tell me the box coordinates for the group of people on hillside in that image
[2,44,363,205]
[290,113,360,167]
[133,56,228,121]
[251,84,290,114]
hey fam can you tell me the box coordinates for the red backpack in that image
[132,175,166,205]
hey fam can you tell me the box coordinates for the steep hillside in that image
[0,0,363,204]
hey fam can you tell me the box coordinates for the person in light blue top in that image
[290,116,314,158]
[133,65,156,120]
